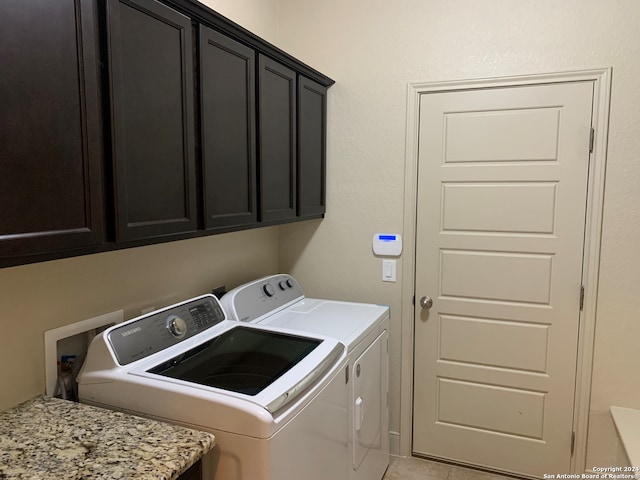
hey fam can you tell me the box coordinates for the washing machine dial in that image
[278,280,288,290]
[166,315,187,339]
[263,283,276,297]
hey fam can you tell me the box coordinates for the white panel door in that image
[412,81,594,477]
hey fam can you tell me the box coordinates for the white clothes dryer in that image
[222,274,390,480]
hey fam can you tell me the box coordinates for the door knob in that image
[419,296,433,309]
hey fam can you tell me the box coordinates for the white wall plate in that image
[44,310,123,397]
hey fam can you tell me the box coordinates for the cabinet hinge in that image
[580,285,585,311]
[589,127,595,153]
[571,431,576,456]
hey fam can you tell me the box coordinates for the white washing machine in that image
[77,294,349,480]
[222,274,390,480]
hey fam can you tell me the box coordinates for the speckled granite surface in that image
[0,396,215,480]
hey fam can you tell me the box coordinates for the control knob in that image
[166,315,187,339]
[263,283,275,297]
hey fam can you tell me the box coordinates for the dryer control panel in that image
[221,274,305,323]
[107,295,225,365]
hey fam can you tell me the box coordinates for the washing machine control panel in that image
[106,295,226,365]
[223,274,304,322]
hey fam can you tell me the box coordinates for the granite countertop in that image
[0,396,215,480]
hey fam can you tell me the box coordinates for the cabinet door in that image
[107,0,197,241]
[298,77,327,219]
[258,55,297,223]
[200,26,257,230]
[0,0,104,263]
[177,460,201,480]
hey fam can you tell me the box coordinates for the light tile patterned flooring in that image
[383,456,521,480]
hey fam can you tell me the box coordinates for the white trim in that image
[573,67,612,473]
[44,310,123,397]
[399,68,612,474]
[389,431,401,457]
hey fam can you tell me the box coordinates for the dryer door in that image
[352,330,388,471]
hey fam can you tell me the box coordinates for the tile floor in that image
[383,456,521,480]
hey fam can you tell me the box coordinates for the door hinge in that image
[589,127,595,153]
[571,431,576,456]
[580,285,585,310]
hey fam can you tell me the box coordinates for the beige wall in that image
[274,0,640,470]
[4,0,640,472]
[0,0,281,413]
[0,228,280,412]
[199,0,278,42]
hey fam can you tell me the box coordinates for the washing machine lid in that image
[148,326,319,394]
[79,294,345,416]
[132,325,344,415]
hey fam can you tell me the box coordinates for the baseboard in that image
[390,431,401,456]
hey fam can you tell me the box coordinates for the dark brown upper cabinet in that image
[106,0,197,242]
[297,76,328,219]
[258,55,297,223]
[199,26,257,230]
[0,0,334,268]
[0,0,105,265]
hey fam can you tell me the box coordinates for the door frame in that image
[399,68,612,473]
